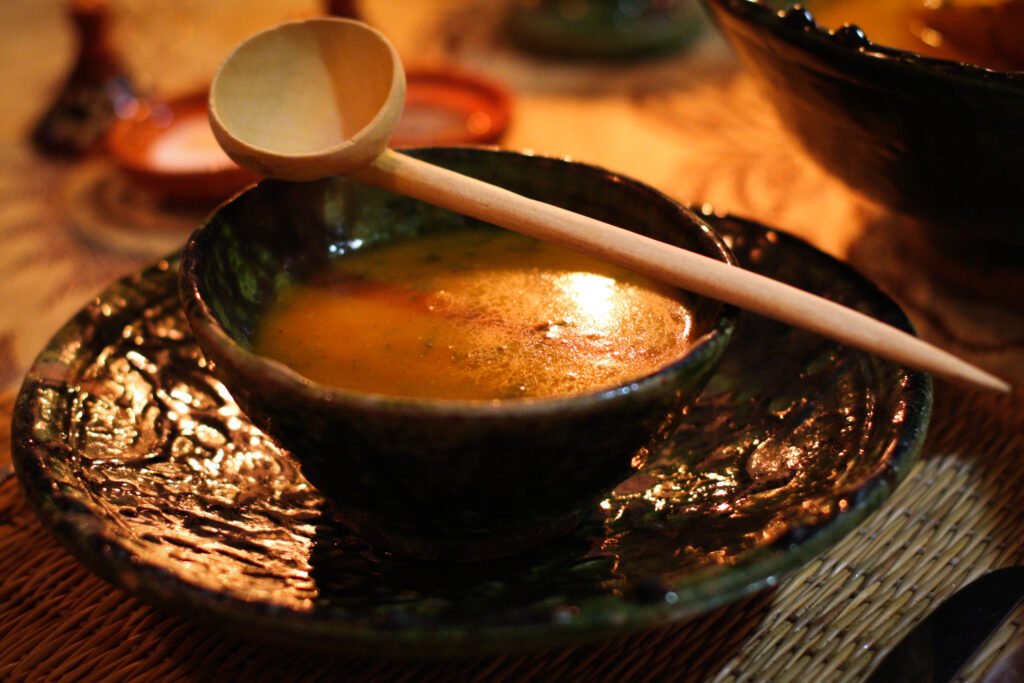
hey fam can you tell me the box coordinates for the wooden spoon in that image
[208,18,1010,393]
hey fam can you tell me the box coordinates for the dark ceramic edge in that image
[178,148,740,421]
[704,0,1024,88]
[12,211,932,657]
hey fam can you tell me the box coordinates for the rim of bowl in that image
[179,148,739,419]
[707,0,1024,87]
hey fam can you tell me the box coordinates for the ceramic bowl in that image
[179,147,737,560]
[704,0,1024,258]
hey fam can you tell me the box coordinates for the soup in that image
[814,0,1024,70]
[253,228,696,400]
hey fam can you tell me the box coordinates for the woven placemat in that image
[3,378,1023,682]
[4,1,1022,678]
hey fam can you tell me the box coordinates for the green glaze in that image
[178,149,737,560]
[12,208,930,656]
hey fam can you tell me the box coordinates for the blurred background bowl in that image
[704,0,1024,261]
[107,91,259,203]
[505,0,706,59]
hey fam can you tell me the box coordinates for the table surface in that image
[1,1,1022,681]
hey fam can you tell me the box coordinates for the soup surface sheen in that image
[253,229,695,400]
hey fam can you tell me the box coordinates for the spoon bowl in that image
[209,19,404,180]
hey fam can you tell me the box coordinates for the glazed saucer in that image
[11,210,931,656]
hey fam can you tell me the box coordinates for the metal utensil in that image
[867,566,1024,682]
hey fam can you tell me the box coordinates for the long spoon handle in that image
[354,150,1010,393]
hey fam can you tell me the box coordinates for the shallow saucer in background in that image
[107,91,259,203]
[391,66,512,148]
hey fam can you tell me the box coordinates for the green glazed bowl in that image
[179,148,737,560]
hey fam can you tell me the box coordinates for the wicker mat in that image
[2,378,1023,682]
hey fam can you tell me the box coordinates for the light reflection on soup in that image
[252,229,695,401]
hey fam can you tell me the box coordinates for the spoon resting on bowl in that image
[207,18,1010,394]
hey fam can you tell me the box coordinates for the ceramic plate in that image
[12,210,931,656]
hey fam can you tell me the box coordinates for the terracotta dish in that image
[107,92,259,202]
[391,66,511,148]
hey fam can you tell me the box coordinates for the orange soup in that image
[252,228,696,400]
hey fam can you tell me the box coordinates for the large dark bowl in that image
[705,0,1024,258]
[179,147,737,560]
